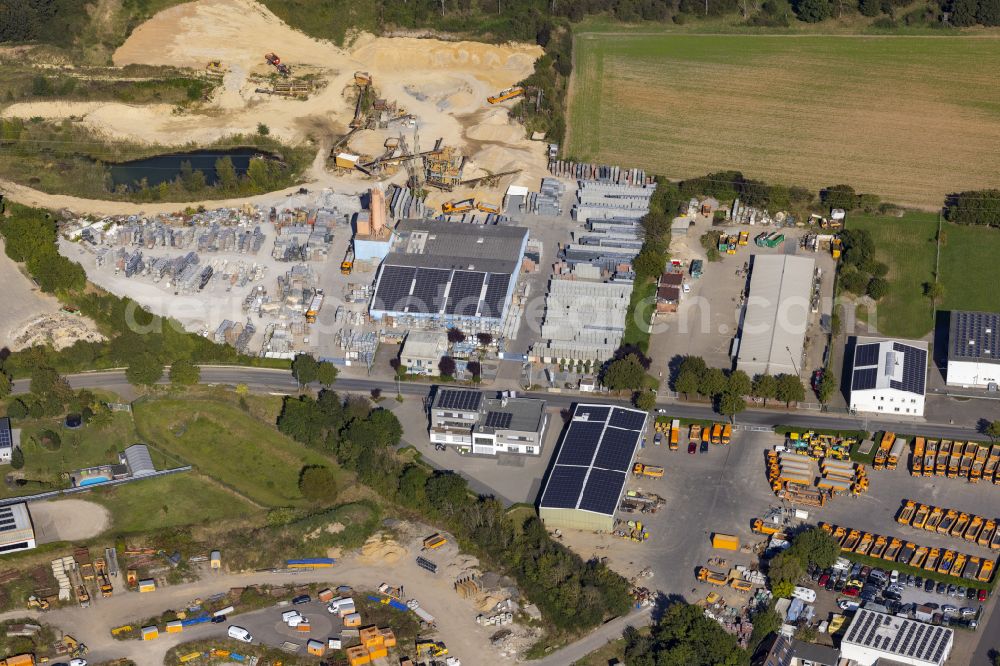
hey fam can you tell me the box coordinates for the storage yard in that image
[568,33,1000,207]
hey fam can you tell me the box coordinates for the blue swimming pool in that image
[78,476,110,487]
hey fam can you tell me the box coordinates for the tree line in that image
[945,190,1000,228]
[674,355,809,413]
[275,389,632,633]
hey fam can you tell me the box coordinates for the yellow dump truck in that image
[911,437,925,476]
[978,559,995,583]
[937,550,956,574]
[752,518,781,535]
[924,548,941,572]
[938,510,958,535]
[632,463,665,478]
[897,500,916,524]
[711,424,722,445]
[965,516,984,542]
[912,504,931,529]
[947,442,963,478]
[870,535,888,558]
[971,446,989,482]
[854,532,874,555]
[883,538,903,561]
[936,440,952,476]
[960,443,977,478]
[951,513,971,539]
[978,519,996,548]
[423,534,447,550]
[697,567,729,586]
[910,546,928,569]
[925,506,945,532]
[950,552,967,577]
[923,439,937,477]
[721,424,732,445]
[842,530,861,552]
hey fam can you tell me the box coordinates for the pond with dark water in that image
[109,148,271,189]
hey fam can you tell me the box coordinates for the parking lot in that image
[225,598,341,653]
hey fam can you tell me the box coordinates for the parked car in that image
[825,577,836,591]
[890,570,899,584]
[915,575,923,588]
[688,442,697,454]
[936,582,948,594]
[700,439,709,453]
[851,563,863,578]
[842,586,860,598]
[957,586,967,598]
[859,566,871,580]
[978,589,988,602]
[966,587,977,600]
[818,574,830,587]
[834,578,846,592]
[925,579,935,593]
[211,615,226,623]
[228,626,253,643]
[906,574,916,587]
[883,589,902,602]
[942,605,958,615]
[924,602,940,610]
[654,433,663,445]
[292,594,311,605]
[811,568,822,582]
[960,607,977,618]
[69,661,88,666]
[947,584,958,596]
[838,599,860,612]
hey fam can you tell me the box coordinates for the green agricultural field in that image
[568,33,1000,207]
[849,212,1000,338]
[0,411,170,499]
[90,472,262,534]
[133,397,341,507]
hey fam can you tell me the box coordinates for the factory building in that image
[946,310,1000,389]
[0,503,36,554]
[538,404,647,532]
[735,255,816,377]
[848,336,927,417]
[369,220,528,333]
[428,388,548,456]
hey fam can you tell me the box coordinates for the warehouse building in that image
[538,404,647,532]
[848,336,927,417]
[946,310,1000,389]
[369,220,528,333]
[532,278,634,364]
[0,503,36,554]
[840,608,952,666]
[399,330,448,376]
[428,388,548,455]
[735,255,815,377]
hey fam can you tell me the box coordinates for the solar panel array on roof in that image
[852,367,878,391]
[539,404,646,517]
[579,469,626,514]
[410,268,450,312]
[0,418,11,450]
[483,412,513,429]
[446,270,486,316]
[890,342,927,395]
[593,429,639,472]
[855,342,880,367]
[482,273,510,318]
[372,265,416,314]
[540,466,588,509]
[437,389,483,412]
[950,311,1000,361]
[556,421,604,466]
[844,609,952,664]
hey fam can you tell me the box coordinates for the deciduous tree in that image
[752,374,777,405]
[298,465,339,504]
[291,353,319,387]
[125,353,163,387]
[317,360,338,387]
[603,354,647,392]
[168,358,200,386]
[776,374,805,406]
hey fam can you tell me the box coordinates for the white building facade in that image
[946,310,1000,389]
[840,609,952,666]
[849,337,927,417]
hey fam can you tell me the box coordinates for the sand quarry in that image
[0,0,547,213]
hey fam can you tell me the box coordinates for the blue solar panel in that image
[540,466,587,509]
[575,405,610,422]
[372,265,415,311]
[445,270,485,316]
[410,268,451,313]
[556,421,604,466]
[593,429,640,472]
[0,418,10,449]
[855,343,880,367]
[608,408,645,431]
[890,343,927,395]
[852,367,878,391]
[481,273,510,318]
[579,469,627,514]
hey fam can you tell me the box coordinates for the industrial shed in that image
[538,404,647,532]
[0,503,35,554]
[122,444,156,477]
[735,255,815,377]
[840,608,952,666]
[369,220,528,333]
[946,310,1000,389]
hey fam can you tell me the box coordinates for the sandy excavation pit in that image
[0,0,547,213]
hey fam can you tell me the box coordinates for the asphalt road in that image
[11,366,986,440]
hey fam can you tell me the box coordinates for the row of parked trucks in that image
[653,418,731,448]
[820,522,996,584]
[896,499,1000,550]
[910,437,1000,483]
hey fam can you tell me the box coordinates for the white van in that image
[281,610,302,624]
[228,625,253,643]
[792,586,817,603]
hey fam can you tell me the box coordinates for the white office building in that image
[848,337,927,417]
[840,608,953,666]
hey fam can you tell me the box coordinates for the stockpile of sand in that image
[359,534,407,564]
[8,312,105,351]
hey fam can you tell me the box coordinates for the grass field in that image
[568,33,1000,207]
[848,213,1000,338]
[91,472,261,534]
[133,396,340,507]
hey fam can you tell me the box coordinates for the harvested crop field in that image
[568,33,1000,207]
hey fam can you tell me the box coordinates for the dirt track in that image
[0,0,547,214]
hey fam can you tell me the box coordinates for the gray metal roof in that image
[385,219,528,274]
[476,398,546,434]
[948,310,1000,365]
[736,255,815,376]
[122,444,156,477]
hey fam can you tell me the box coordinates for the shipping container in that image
[166,621,183,633]
[138,579,156,593]
[141,626,159,640]
[287,557,335,568]
[712,533,739,550]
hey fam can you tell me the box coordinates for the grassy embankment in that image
[568,34,1000,208]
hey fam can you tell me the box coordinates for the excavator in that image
[487,86,525,104]
[264,53,291,76]
[442,198,476,214]
[416,640,448,658]
[476,201,502,214]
